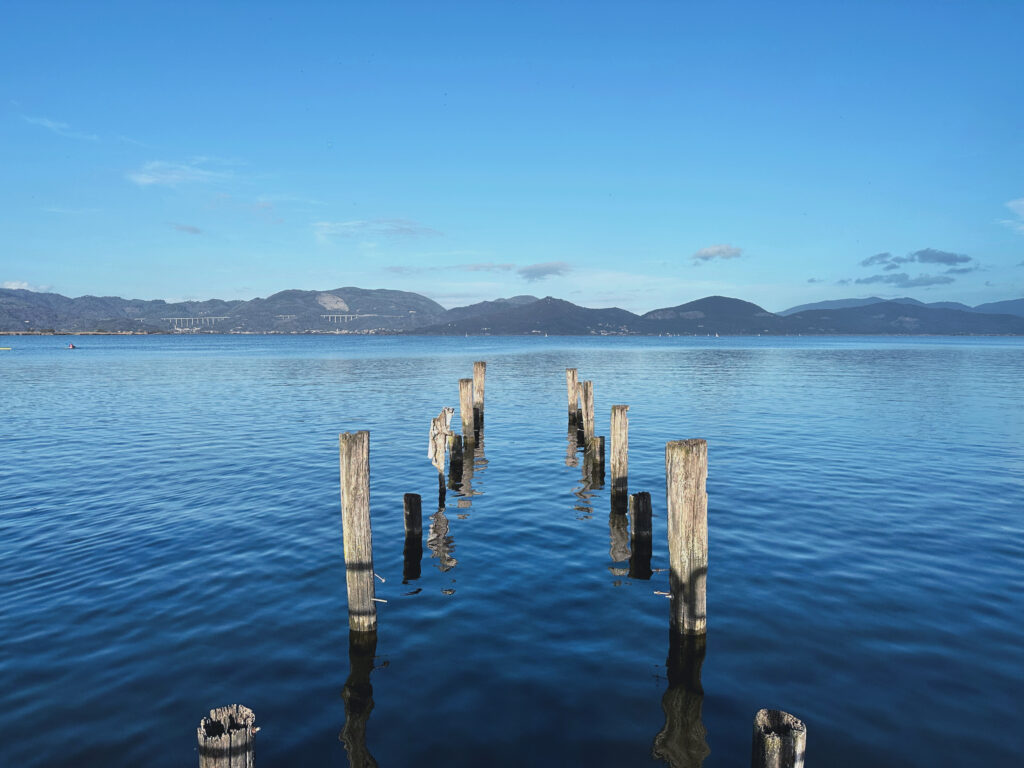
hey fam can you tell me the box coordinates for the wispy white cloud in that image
[314,218,441,242]
[127,158,232,187]
[171,223,202,235]
[518,261,571,281]
[854,272,955,288]
[2,280,51,292]
[1001,198,1024,233]
[22,115,98,141]
[693,244,743,263]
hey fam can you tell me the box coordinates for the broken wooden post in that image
[652,633,709,766]
[473,361,486,429]
[197,704,257,768]
[429,406,454,507]
[752,709,806,768]
[565,368,579,420]
[581,380,595,443]
[666,439,708,635]
[459,378,474,447]
[628,491,653,580]
[340,629,378,767]
[610,404,629,512]
[340,430,376,632]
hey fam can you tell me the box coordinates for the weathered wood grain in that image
[610,404,629,510]
[751,709,806,768]
[340,431,376,632]
[581,380,595,442]
[197,704,257,768]
[566,368,579,416]
[473,361,486,428]
[459,378,474,447]
[666,439,708,635]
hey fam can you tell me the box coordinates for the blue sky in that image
[2,0,1022,313]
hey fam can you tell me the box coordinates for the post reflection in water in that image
[608,510,630,564]
[402,532,422,583]
[340,629,379,768]
[427,504,457,572]
[652,632,710,768]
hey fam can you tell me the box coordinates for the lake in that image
[1,334,1022,766]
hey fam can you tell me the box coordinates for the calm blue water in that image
[2,335,1022,767]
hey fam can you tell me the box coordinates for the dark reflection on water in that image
[340,630,379,768]
[653,633,710,767]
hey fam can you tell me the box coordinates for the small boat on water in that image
[67,343,77,349]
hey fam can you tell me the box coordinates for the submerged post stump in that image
[197,704,257,768]
[459,378,474,447]
[566,368,579,420]
[581,381,595,443]
[666,439,708,635]
[752,709,807,768]
[629,491,653,580]
[340,431,376,632]
[473,361,486,429]
[610,404,629,511]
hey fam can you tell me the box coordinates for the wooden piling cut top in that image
[752,709,807,768]
[473,361,486,410]
[666,438,708,636]
[197,704,257,767]
[340,430,376,632]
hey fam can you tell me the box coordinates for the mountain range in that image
[2,287,1024,335]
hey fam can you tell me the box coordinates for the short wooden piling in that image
[751,709,806,768]
[581,380,595,442]
[566,368,579,419]
[610,404,629,511]
[586,435,605,487]
[197,704,257,768]
[473,361,486,428]
[459,378,474,447]
[448,433,464,485]
[629,491,653,579]
[403,493,422,537]
[340,431,376,632]
[666,439,708,635]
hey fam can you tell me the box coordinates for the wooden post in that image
[473,361,486,428]
[403,493,422,537]
[608,509,630,563]
[629,491,653,580]
[610,404,629,511]
[340,629,378,767]
[581,380,595,442]
[652,633,709,766]
[197,704,257,768]
[566,368,579,419]
[459,378,474,447]
[752,709,806,768]
[586,435,605,488]
[340,431,376,632]
[448,434,464,486]
[576,382,585,446]
[666,439,708,635]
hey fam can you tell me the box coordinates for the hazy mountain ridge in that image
[2,287,1024,335]
[780,296,1019,317]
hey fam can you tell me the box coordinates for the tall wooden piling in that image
[581,380,595,442]
[566,368,579,419]
[459,378,474,447]
[340,431,376,632]
[666,439,708,635]
[473,361,486,428]
[751,709,806,768]
[629,491,653,580]
[610,404,629,510]
[197,704,257,768]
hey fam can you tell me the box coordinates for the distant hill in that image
[783,301,1024,334]
[643,296,785,334]
[416,296,647,335]
[972,298,1024,318]
[3,287,1023,335]
[779,296,975,315]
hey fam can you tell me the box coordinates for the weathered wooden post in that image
[473,361,486,429]
[575,382,585,446]
[340,431,376,632]
[581,380,595,443]
[628,491,653,580]
[566,368,579,420]
[586,435,605,488]
[448,434,464,487]
[340,629,378,767]
[652,633,709,766]
[751,709,806,768]
[666,439,708,635]
[459,378,474,447]
[429,407,454,507]
[403,493,422,538]
[197,704,257,768]
[610,404,629,512]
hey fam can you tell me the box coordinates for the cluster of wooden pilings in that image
[195,360,806,767]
